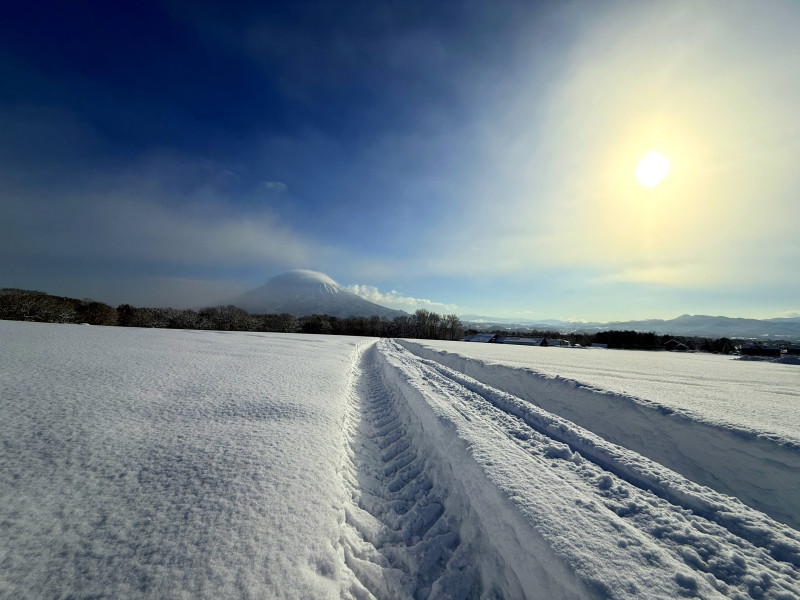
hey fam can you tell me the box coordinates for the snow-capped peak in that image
[225,270,407,318]
[276,270,340,287]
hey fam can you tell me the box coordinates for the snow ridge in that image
[398,340,800,529]
[411,351,800,567]
[339,343,527,599]
[370,339,800,599]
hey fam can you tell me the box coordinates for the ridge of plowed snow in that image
[339,343,532,598]
[371,339,800,599]
[398,339,800,530]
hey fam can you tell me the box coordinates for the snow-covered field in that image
[400,341,800,441]
[2,321,799,599]
[398,340,800,530]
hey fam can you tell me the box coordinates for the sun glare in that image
[634,151,670,187]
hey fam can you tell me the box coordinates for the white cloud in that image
[0,138,337,269]
[263,180,287,192]
[601,263,705,286]
[346,284,458,313]
[0,191,324,268]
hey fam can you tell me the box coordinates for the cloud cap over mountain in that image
[227,270,407,318]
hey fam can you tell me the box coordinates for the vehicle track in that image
[339,343,489,600]
[379,340,800,599]
[396,339,800,531]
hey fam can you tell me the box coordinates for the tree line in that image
[0,288,118,326]
[477,326,740,353]
[0,288,464,340]
[3,288,767,351]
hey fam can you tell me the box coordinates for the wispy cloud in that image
[601,263,705,286]
[263,180,287,193]
[0,146,350,300]
[346,284,458,313]
[1,186,323,268]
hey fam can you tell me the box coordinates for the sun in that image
[634,151,670,187]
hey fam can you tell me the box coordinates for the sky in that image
[1,0,798,321]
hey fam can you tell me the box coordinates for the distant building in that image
[740,344,781,358]
[664,339,691,352]
[787,345,800,356]
[494,336,542,346]
[463,333,498,343]
[490,336,569,347]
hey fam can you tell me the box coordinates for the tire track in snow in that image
[368,341,608,599]
[338,342,487,600]
[381,340,800,599]
[397,340,800,531]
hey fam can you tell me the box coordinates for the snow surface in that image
[414,341,800,442]
[0,321,368,598]
[399,340,800,530]
[2,320,799,599]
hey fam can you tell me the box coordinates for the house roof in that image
[465,333,497,343]
[491,336,568,346]
[741,344,781,350]
[495,336,541,345]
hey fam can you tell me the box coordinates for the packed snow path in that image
[398,340,800,531]
[350,339,800,599]
[340,343,517,598]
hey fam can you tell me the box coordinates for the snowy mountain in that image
[458,314,558,325]
[462,313,800,339]
[226,270,407,318]
[574,314,800,339]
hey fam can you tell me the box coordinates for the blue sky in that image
[1,0,798,320]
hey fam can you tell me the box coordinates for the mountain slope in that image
[581,314,800,339]
[460,313,800,339]
[227,270,407,318]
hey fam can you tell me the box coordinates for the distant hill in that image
[459,314,565,326]
[461,313,800,340]
[226,270,408,319]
